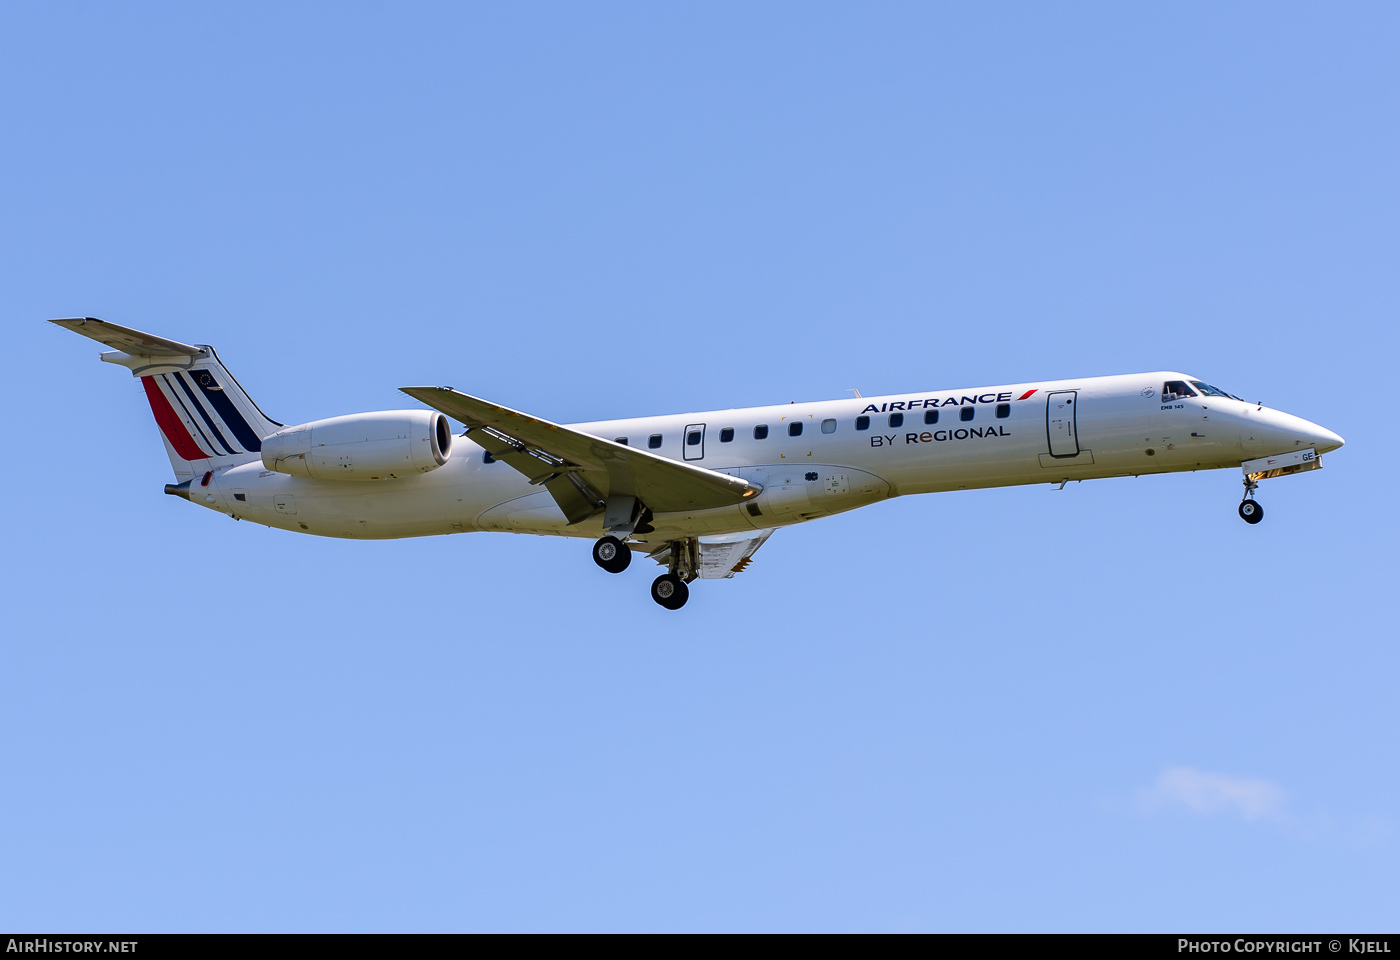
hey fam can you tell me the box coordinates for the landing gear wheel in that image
[592,536,632,573]
[651,574,689,610]
[1238,500,1264,524]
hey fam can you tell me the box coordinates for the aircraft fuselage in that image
[191,371,1342,542]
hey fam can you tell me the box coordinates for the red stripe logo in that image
[1017,389,1039,401]
[142,377,208,461]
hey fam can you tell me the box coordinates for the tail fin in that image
[51,317,282,479]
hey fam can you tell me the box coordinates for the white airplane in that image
[54,317,1345,609]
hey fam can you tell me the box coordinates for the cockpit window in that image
[1161,380,1198,402]
[1190,381,1242,400]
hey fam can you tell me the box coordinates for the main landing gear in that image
[651,574,689,610]
[1238,476,1264,525]
[649,539,697,610]
[592,535,632,573]
[593,535,697,609]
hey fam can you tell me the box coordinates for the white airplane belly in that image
[215,456,510,539]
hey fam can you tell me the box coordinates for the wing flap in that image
[401,386,760,515]
[696,529,776,579]
[543,473,606,525]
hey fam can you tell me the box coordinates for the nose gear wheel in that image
[1239,476,1263,524]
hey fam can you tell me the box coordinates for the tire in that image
[651,574,689,610]
[592,536,632,573]
[1238,500,1263,524]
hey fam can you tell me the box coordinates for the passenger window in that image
[821,419,837,434]
[648,434,662,449]
[686,430,702,446]
[754,424,769,440]
[614,437,628,446]
[788,422,803,437]
[720,427,734,442]
[1161,380,1198,402]
[995,403,1010,419]
[888,412,904,428]
[924,409,938,425]
[960,406,975,422]
[855,416,870,431]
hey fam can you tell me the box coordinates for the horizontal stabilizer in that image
[50,317,200,357]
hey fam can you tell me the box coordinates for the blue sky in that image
[2,2,1396,932]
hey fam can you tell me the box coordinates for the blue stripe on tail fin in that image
[188,368,263,452]
[169,373,238,455]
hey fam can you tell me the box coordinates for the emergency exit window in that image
[788,422,803,437]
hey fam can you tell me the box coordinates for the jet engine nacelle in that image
[261,410,452,480]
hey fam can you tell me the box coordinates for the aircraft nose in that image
[1239,406,1346,457]
[1309,423,1345,454]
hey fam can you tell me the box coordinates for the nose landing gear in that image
[1238,477,1263,524]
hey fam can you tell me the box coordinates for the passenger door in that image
[683,423,706,461]
[1046,391,1079,457]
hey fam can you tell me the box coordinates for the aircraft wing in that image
[400,386,761,523]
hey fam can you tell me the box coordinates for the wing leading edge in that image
[399,386,760,523]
